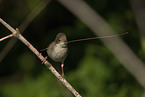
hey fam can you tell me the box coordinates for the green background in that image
[0,0,144,97]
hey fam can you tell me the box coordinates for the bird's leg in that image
[42,56,48,64]
[61,63,64,77]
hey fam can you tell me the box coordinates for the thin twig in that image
[0,34,13,42]
[67,32,128,43]
[0,18,82,97]
[40,48,48,51]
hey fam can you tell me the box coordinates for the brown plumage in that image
[47,33,68,77]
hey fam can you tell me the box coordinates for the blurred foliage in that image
[0,0,144,97]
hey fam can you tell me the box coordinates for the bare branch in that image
[0,18,82,97]
[0,0,51,62]
[0,34,13,42]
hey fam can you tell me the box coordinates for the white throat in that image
[56,42,67,48]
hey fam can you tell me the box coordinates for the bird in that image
[43,32,128,77]
[47,33,68,77]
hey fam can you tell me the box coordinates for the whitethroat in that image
[45,33,68,77]
[41,32,128,77]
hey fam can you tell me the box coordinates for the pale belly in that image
[47,46,68,62]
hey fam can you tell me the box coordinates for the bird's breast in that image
[47,45,68,62]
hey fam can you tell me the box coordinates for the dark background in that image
[0,0,144,97]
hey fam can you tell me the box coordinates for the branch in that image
[58,0,145,88]
[0,34,13,42]
[0,0,51,62]
[0,18,82,97]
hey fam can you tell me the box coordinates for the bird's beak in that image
[63,41,67,45]
[57,41,67,48]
